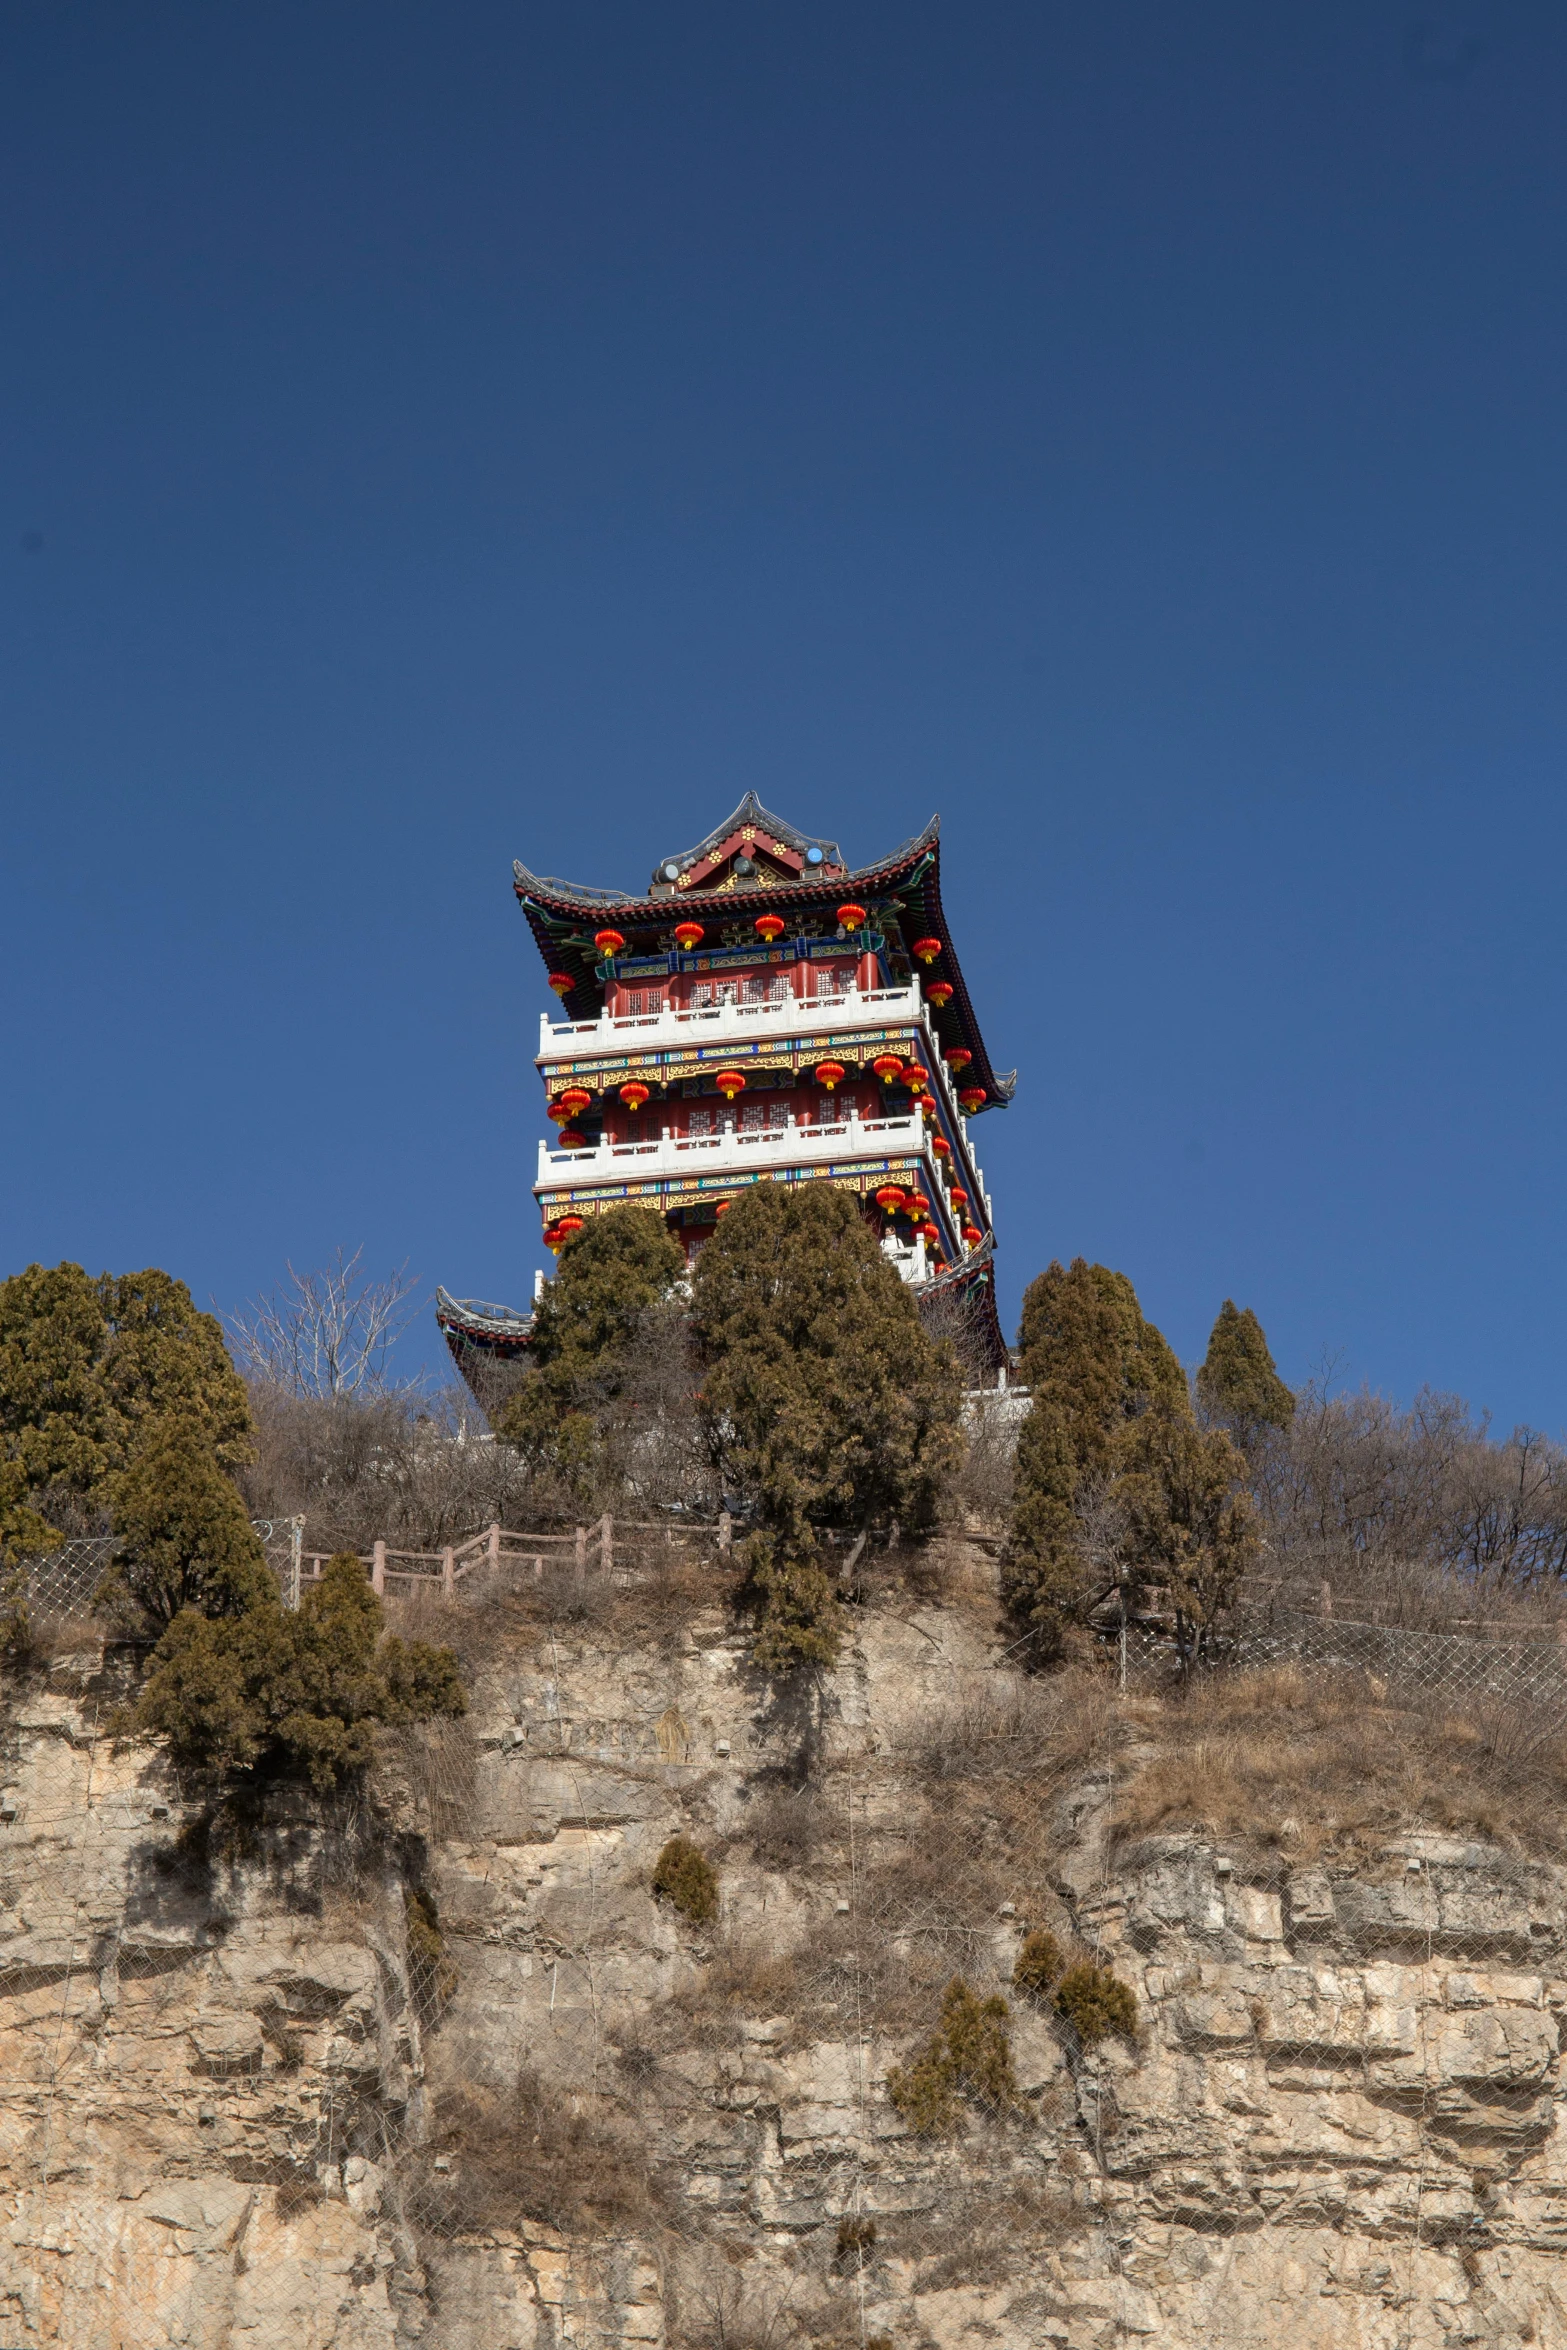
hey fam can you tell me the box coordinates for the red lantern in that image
[931,1134,951,1159]
[547,971,575,998]
[872,1053,904,1084]
[556,1214,585,1241]
[594,928,626,958]
[958,1087,986,1113]
[715,1068,746,1101]
[558,1129,589,1151]
[902,1063,927,1095]
[814,1059,846,1091]
[618,1081,650,1110]
[553,1086,592,1117]
[673,921,704,950]
[961,1222,983,1247]
[912,936,942,965]
[875,1185,907,1214]
[754,913,785,943]
[837,902,867,933]
[925,981,954,1008]
[715,1199,731,1217]
[949,1186,969,1208]
[906,1189,930,1217]
[945,1047,972,1072]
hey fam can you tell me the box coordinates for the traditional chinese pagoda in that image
[437,794,1012,1385]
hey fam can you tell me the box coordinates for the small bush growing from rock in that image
[834,2215,876,2267]
[886,1975,1017,2134]
[405,1885,458,2021]
[652,1836,719,1924]
[1054,1958,1137,2044]
[1011,1927,1065,1999]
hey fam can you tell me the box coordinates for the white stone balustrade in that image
[536,979,926,1062]
[535,1105,993,1230]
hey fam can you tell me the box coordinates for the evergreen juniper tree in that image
[1003,1258,1257,1663]
[0,1261,252,1527]
[693,1183,962,1670]
[1196,1300,1294,1451]
[103,1424,278,1629]
[492,1207,687,1497]
[1002,1259,1184,1657]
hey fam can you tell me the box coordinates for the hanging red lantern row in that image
[714,1068,747,1101]
[618,1081,650,1110]
[594,928,626,959]
[814,1059,846,1091]
[673,921,704,950]
[945,1047,972,1072]
[543,1216,583,1252]
[871,1053,904,1084]
[551,1086,592,1119]
[912,936,942,965]
[925,981,954,1008]
[547,971,575,998]
[837,902,867,933]
[754,913,785,943]
[958,1086,987,1113]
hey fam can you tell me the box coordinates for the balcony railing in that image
[536,1104,994,1229]
[537,979,927,1061]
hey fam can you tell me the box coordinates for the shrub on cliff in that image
[492,1208,687,1501]
[651,1835,719,1924]
[886,1975,1016,2134]
[1010,1927,1065,1999]
[1053,1958,1137,2045]
[0,1261,252,1526]
[693,1185,962,1671]
[134,1552,464,1787]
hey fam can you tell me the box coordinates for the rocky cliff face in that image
[3,1545,1566,2349]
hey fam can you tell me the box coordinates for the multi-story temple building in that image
[437,794,1012,1385]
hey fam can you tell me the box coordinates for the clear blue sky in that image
[3,2,1563,1425]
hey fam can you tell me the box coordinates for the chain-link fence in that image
[3,1536,1565,2347]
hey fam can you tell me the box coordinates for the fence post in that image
[488,1521,501,1573]
[289,1519,303,1613]
[1320,1580,1333,1622]
[442,1545,456,1599]
[574,1525,587,1577]
[599,1513,614,1577]
[718,1511,732,1553]
[371,1540,386,1598]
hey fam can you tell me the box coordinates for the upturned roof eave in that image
[514,814,1011,1110]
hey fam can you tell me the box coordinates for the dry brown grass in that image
[1111,1666,1567,1860]
[899,1666,1115,1789]
[410,2072,659,2238]
[739,1781,836,1870]
[646,1933,804,2055]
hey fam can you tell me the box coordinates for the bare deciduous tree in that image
[228,1248,421,1399]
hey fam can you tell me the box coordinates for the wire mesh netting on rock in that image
[2,1536,1566,2348]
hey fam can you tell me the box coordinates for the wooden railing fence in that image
[277,1513,733,1609]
